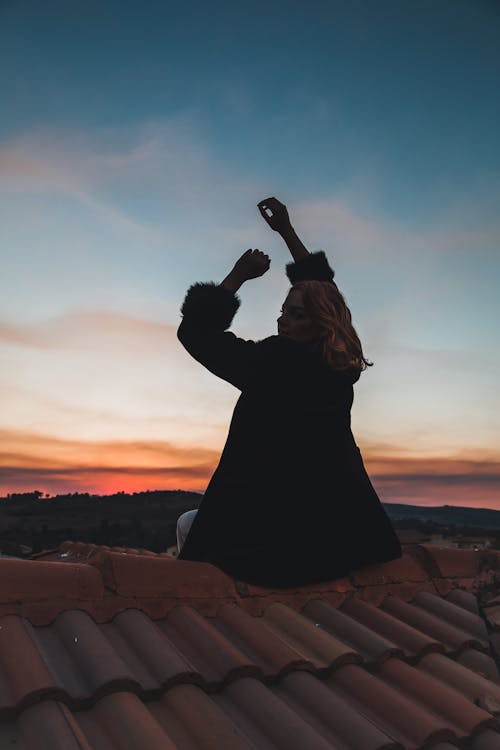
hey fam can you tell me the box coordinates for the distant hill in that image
[383,502,500,529]
[2,491,500,556]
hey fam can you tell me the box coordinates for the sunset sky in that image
[1,0,499,508]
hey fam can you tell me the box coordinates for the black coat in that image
[177,251,402,586]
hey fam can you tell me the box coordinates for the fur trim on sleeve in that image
[286,251,335,284]
[180,282,241,330]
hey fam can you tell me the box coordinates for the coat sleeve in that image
[177,282,260,390]
[285,251,335,284]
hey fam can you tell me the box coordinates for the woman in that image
[176,197,402,586]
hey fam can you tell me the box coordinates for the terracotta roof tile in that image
[214,603,311,677]
[329,663,458,748]
[77,692,175,749]
[413,591,489,641]
[99,609,200,691]
[419,545,487,578]
[303,598,406,664]
[340,596,444,659]
[378,657,496,737]
[2,543,500,747]
[218,677,338,750]
[350,552,430,586]
[455,648,500,683]
[381,595,489,653]
[150,684,255,750]
[262,602,360,670]
[471,730,500,750]
[483,604,500,630]
[0,557,103,602]
[0,615,58,714]
[272,670,400,750]
[16,700,92,749]
[88,550,237,600]
[418,652,500,710]
[445,588,481,615]
[158,606,260,685]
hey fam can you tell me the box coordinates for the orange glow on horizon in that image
[0,467,212,497]
[1,428,499,509]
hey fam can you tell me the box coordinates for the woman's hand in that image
[258,197,293,236]
[232,248,270,279]
[258,196,309,262]
[221,249,270,292]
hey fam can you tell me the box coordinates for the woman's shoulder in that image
[256,334,309,355]
[257,335,361,384]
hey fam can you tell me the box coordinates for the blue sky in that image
[1,0,499,504]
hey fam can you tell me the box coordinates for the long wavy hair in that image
[292,280,372,373]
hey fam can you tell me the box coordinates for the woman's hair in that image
[292,280,373,373]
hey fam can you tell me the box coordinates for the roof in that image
[395,530,430,544]
[2,541,500,749]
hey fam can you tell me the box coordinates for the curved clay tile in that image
[218,676,337,750]
[329,663,458,748]
[456,649,500,684]
[341,596,443,659]
[214,603,313,677]
[412,591,489,642]
[100,609,202,691]
[0,615,60,715]
[150,683,255,750]
[418,653,500,708]
[379,657,497,738]
[302,599,405,665]
[275,670,400,750]
[262,602,360,671]
[381,596,487,653]
[159,606,260,686]
[446,588,480,615]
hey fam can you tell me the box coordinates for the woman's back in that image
[176,245,402,585]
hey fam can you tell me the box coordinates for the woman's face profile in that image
[277,289,319,342]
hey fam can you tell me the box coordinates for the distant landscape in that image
[383,502,500,529]
[0,490,202,557]
[1,491,500,557]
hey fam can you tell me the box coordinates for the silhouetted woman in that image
[176,197,401,586]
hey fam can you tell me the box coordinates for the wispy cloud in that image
[0,310,177,352]
[2,427,500,505]
[292,195,500,262]
[0,122,261,235]
[0,428,217,466]
[0,428,218,495]
[0,137,153,234]
[362,448,500,508]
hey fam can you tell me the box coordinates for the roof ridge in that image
[1,542,500,626]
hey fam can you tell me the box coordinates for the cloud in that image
[3,123,499,253]
[0,139,152,234]
[2,427,500,505]
[362,448,500,508]
[291,194,500,265]
[0,122,261,234]
[0,428,218,467]
[0,310,177,352]
[0,428,219,495]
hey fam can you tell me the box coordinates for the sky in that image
[1,0,499,508]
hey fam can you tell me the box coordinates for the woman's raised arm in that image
[257,196,309,262]
[221,248,270,292]
[177,249,270,391]
[258,196,335,284]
